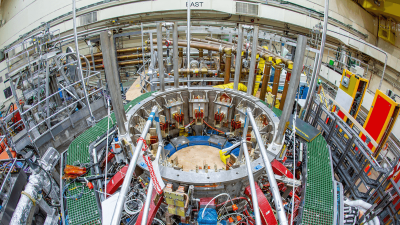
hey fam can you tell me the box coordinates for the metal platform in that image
[260,102,335,225]
[65,92,155,225]
[300,135,334,225]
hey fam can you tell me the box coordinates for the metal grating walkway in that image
[259,101,334,225]
[301,135,334,225]
[65,92,155,225]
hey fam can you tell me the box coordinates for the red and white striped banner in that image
[137,138,165,194]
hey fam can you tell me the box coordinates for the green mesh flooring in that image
[65,92,155,225]
[259,101,334,224]
[301,135,334,225]
[259,100,282,117]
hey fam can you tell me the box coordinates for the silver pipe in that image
[155,107,166,163]
[45,58,51,131]
[241,112,261,225]
[247,108,288,225]
[187,0,191,88]
[141,110,164,224]
[157,23,165,92]
[0,160,17,195]
[92,146,102,201]
[173,22,179,88]
[275,35,307,145]
[90,44,96,72]
[237,106,249,163]
[19,70,100,116]
[327,29,388,89]
[302,53,318,119]
[27,88,103,134]
[141,23,145,92]
[11,162,58,224]
[72,0,94,121]
[221,141,241,153]
[247,26,259,96]
[94,130,116,148]
[303,0,328,119]
[150,33,155,70]
[111,106,159,225]
[60,151,66,225]
[234,24,244,91]
[10,173,42,224]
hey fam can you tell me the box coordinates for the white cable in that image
[153,218,166,225]
[201,193,232,218]
[104,97,111,198]
[124,198,143,215]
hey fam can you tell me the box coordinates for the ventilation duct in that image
[236,2,259,16]
[79,11,97,26]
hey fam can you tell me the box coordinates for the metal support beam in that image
[141,23,145,93]
[173,22,179,88]
[271,65,282,97]
[150,33,155,70]
[157,23,165,92]
[141,110,164,224]
[100,31,127,135]
[241,111,261,225]
[304,0,329,118]
[247,26,259,96]
[302,53,319,119]
[260,61,272,101]
[246,108,288,225]
[73,0,94,122]
[111,106,158,225]
[187,0,191,87]
[224,50,232,84]
[279,69,292,110]
[274,35,307,145]
[233,24,244,91]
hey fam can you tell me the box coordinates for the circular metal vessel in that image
[126,87,280,197]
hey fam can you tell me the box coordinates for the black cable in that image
[272,44,278,54]
[32,162,52,199]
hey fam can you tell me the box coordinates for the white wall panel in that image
[0,0,399,75]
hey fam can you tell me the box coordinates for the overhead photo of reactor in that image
[0,0,399,224]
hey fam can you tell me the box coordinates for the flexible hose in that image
[124,198,143,215]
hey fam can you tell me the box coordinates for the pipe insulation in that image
[10,168,59,224]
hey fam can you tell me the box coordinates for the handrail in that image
[246,108,288,225]
[241,109,262,225]
[141,109,164,224]
[111,106,159,225]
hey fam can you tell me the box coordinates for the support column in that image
[173,22,179,88]
[259,60,272,101]
[157,23,165,92]
[302,53,319,119]
[247,26,259,96]
[303,0,329,118]
[178,48,183,68]
[279,69,292,110]
[233,24,244,91]
[187,0,191,87]
[219,52,224,72]
[271,64,282,96]
[224,48,232,84]
[100,31,127,135]
[274,35,307,145]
